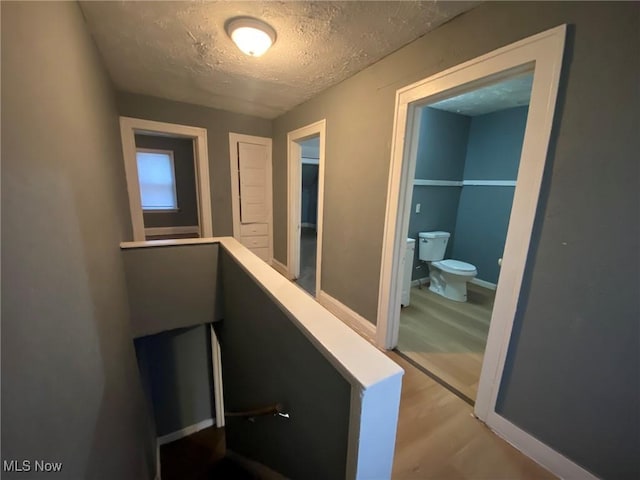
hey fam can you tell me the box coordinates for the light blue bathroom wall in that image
[408,107,470,280]
[463,106,528,180]
[451,106,528,284]
[414,107,470,180]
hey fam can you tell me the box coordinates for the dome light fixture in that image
[226,17,276,57]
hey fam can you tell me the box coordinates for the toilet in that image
[418,231,477,302]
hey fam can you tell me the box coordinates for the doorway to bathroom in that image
[376,25,566,423]
[287,120,326,297]
[395,74,533,403]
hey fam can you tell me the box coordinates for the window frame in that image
[135,147,179,213]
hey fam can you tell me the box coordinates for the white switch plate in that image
[416,203,421,213]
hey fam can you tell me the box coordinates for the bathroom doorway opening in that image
[395,73,533,404]
[287,120,326,297]
[376,25,566,425]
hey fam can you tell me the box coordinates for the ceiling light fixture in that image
[226,17,276,57]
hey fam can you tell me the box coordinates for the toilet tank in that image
[418,231,450,261]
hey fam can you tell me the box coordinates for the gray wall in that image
[116,93,272,237]
[271,2,639,478]
[135,134,199,228]
[452,106,528,283]
[135,325,213,437]
[122,244,222,338]
[1,2,154,478]
[219,250,350,479]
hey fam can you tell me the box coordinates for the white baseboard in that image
[317,290,376,342]
[486,413,598,480]
[410,276,430,287]
[157,418,215,446]
[470,277,497,290]
[301,222,317,228]
[271,258,293,279]
[145,225,200,236]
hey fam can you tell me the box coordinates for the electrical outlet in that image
[415,203,421,213]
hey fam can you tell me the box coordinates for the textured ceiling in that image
[429,73,533,116]
[80,1,477,119]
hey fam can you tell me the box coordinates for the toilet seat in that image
[432,259,477,275]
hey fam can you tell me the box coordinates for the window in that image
[136,149,178,211]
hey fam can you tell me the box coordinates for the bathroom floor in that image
[397,282,495,403]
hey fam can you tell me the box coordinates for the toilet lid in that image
[436,259,476,272]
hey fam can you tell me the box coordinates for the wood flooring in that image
[397,283,494,401]
[390,351,556,480]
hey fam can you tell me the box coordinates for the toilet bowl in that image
[428,259,477,302]
[418,231,478,302]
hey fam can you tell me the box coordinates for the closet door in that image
[232,137,272,262]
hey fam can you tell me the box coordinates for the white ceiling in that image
[80,1,477,119]
[428,73,533,116]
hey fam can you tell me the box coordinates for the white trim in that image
[470,277,497,290]
[301,222,317,229]
[377,24,569,475]
[301,156,319,165]
[414,179,463,187]
[413,179,516,187]
[144,225,200,237]
[317,290,376,342]
[463,180,516,186]
[229,133,273,263]
[210,324,225,428]
[271,258,292,279]
[157,418,215,446]
[287,120,326,299]
[487,413,599,480]
[120,117,212,241]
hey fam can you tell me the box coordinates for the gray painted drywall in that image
[219,250,350,479]
[135,134,199,228]
[116,93,272,237]
[122,244,222,338]
[463,106,528,180]
[408,186,461,280]
[1,2,154,478]
[272,2,639,478]
[415,107,470,180]
[134,325,213,437]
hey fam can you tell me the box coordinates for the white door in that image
[229,135,273,263]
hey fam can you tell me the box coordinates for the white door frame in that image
[229,132,274,263]
[120,116,213,241]
[375,26,591,480]
[287,120,326,296]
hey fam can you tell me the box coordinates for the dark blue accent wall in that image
[451,106,528,284]
[409,107,469,279]
[463,106,528,180]
[301,164,318,225]
[415,107,470,180]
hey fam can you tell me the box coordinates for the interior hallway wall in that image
[271,3,639,478]
[1,2,154,477]
[116,92,272,236]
